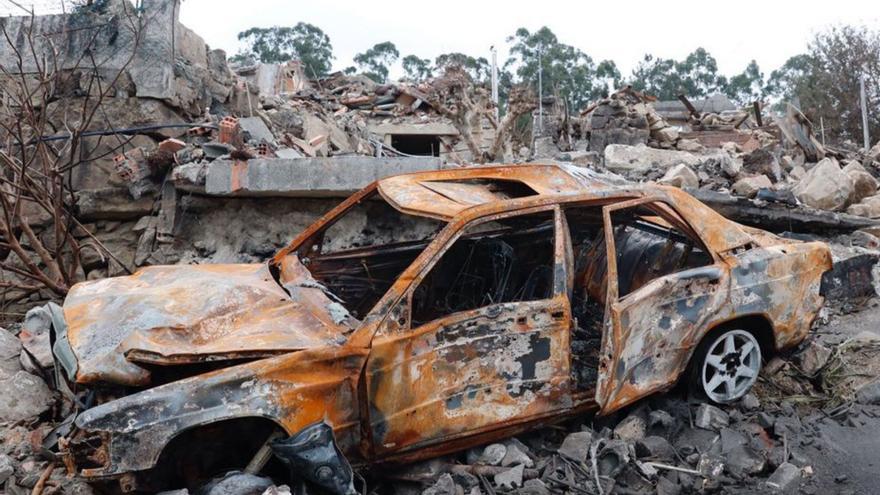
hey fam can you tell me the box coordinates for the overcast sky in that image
[176,0,878,80]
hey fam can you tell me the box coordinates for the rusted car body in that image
[52,164,831,491]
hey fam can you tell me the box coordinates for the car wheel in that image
[692,329,762,403]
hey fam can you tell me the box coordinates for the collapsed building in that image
[3,1,880,494]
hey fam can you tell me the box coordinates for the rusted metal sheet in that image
[63,262,352,386]
[70,345,367,478]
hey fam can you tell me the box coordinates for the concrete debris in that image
[18,306,54,371]
[493,463,524,490]
[694,404,730,431]
[659,163,700,189]
[797,341,832,376]
[557,430,592,463]
[732,174,772,198]
[0,327,23,377]
[0,371,54,421]
[793,158,855,211]
[766,462,801,492]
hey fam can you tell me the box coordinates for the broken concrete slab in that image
[603,143,735,174]
[239,116,276,145]
[75,188,156,221]
[205,156,443,197]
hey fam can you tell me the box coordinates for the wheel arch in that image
[149,416,288,489]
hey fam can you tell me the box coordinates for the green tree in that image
[235,23,334,77]
[434,52,490,82]
[401,55,433,81]
[766,26,880,145]
[506,26,605,110]
[353,41,400,83]
[630,48,725,100]
[593,60,622,99]
[764,54,815,101]
[724,60,764,105]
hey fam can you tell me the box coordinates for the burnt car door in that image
[365,206,573,458]
[595,198,729,413]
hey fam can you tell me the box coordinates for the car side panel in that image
[597,264,731,413]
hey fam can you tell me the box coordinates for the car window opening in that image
[410,211,556,326]
[297,192,446,319]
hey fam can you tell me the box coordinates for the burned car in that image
[52,164,831,491]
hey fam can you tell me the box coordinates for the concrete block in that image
[205,156,443,198]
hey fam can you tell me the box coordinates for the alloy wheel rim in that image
[701,329,761,403]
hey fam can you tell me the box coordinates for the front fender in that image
[72,346,368,477]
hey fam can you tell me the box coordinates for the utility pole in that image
[537,45,543,134]
[861,74,870,151]
[490,46,499,121]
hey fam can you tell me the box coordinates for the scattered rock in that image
[725,444,767,477]
[493,464,524,490]
[558,430,592,463]
[766,462,801,492]
[676,138,704,152]
[732,175,772,198]
[792,157,854,211]
[604,143,734,174]
[18,305,54,371]
[199,472,273,495]
[855,379,880,405]
[659,163,700,189]
[740,393,760,411]
[501,440,533,468]
[614,413,647,442]
[519,478,550,495]
[846,194,880,218]
[596,440,631,478]
[0,327,22,377]
[694,404,729,431]
[842,160,878,203]
[647,409,676,437]
[0,371,54,421]
[0,454,13,484]
[797,341,832,376]
[635,436,676,461]
[476,443,506,466]
[423,473,457,495]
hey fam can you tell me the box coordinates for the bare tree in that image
[424,65,535,163]
[0,2,146,312]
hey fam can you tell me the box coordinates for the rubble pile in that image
[5,314,879,494]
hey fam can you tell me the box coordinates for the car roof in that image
[376,163,754,253]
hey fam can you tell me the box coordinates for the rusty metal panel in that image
[377,165,583,220]
[69,346,368,478]
[365,296,572,457]
[63,262,352,386]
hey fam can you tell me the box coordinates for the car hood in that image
[61,259,356,386]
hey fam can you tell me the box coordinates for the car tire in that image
[689,328,762,404]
